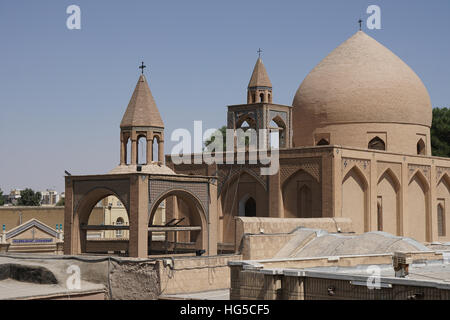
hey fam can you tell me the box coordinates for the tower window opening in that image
[137,136,147,165]
[317,138,329,146]
[368,137,386,151]
[126,138,131,165]
[417,139,426,155]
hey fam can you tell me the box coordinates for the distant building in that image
[87,195,166,240]
[8,189,22,205]
[0,218,63,254]
[41,189,60,206]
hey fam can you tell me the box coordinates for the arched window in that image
[126,138,131,165]
[153,136,159,162]
[268,93,271,103]
[260,93,264,103]
[417,139,426,155]
[438,204,445,237]
[244,197,256,217]
[269,117,286,149]
[269,120,280,149]
[317,138,329,146]
[137,136,147,165]
[368,137,386,151]
[116,217,124,238]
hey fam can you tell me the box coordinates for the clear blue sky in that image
[1,0,449,193]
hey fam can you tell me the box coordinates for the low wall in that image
[241,233,295,260]
[235,217,353,258]
[158,254,241,295]
[0,206,103,232]
[109,259,160,299]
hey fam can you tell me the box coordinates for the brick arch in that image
[270,115,286,129]
[342,162,369,185]
[152,133,163,142]
[148,188,207,226]
[377,167,401,235]
[282,167,319,189]
[236,114,256,129]
[408,169,430,191]
[280,162,320,185]
[407,169,431,242]
[342,165,369,233]
[73,186,130,254]
[378,167,400,191]
[437,173,450,239]
[282,168,321,218]
[344,165,368,189]
[219,168,268,243]
[438,173,450,189]
[75,186,129,224]
[148,188,208,253]
[219,168,267,197]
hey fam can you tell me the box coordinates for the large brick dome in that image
[292,31,432,154]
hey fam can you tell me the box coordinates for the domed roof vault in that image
[292,31,432,128]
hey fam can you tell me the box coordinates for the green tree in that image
[204,126,227,151]
[17,188,42,206]
[431,107,450,157]
[56,197,65,206]
[0,188,4,206]
[204,125,252,151]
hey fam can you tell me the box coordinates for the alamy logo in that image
[366,265,381,289]
[366,5,381,30]
[170,121,279,176]
[66,5,81,30]
[66,264,81,290]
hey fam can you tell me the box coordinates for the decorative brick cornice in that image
[408,164,431,182]
[280,158,321,185]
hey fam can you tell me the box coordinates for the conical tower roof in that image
[120,74,164,128]
[248,58,272,88]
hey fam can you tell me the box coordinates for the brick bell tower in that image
[119,62,165,167]
[227,51,293,149]
[247,52,273,104]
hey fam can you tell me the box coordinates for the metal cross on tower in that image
[257,48,262,58]
[358,19,363,31]
[139,61,146,74]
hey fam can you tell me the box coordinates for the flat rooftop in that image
[259,254,450,290]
